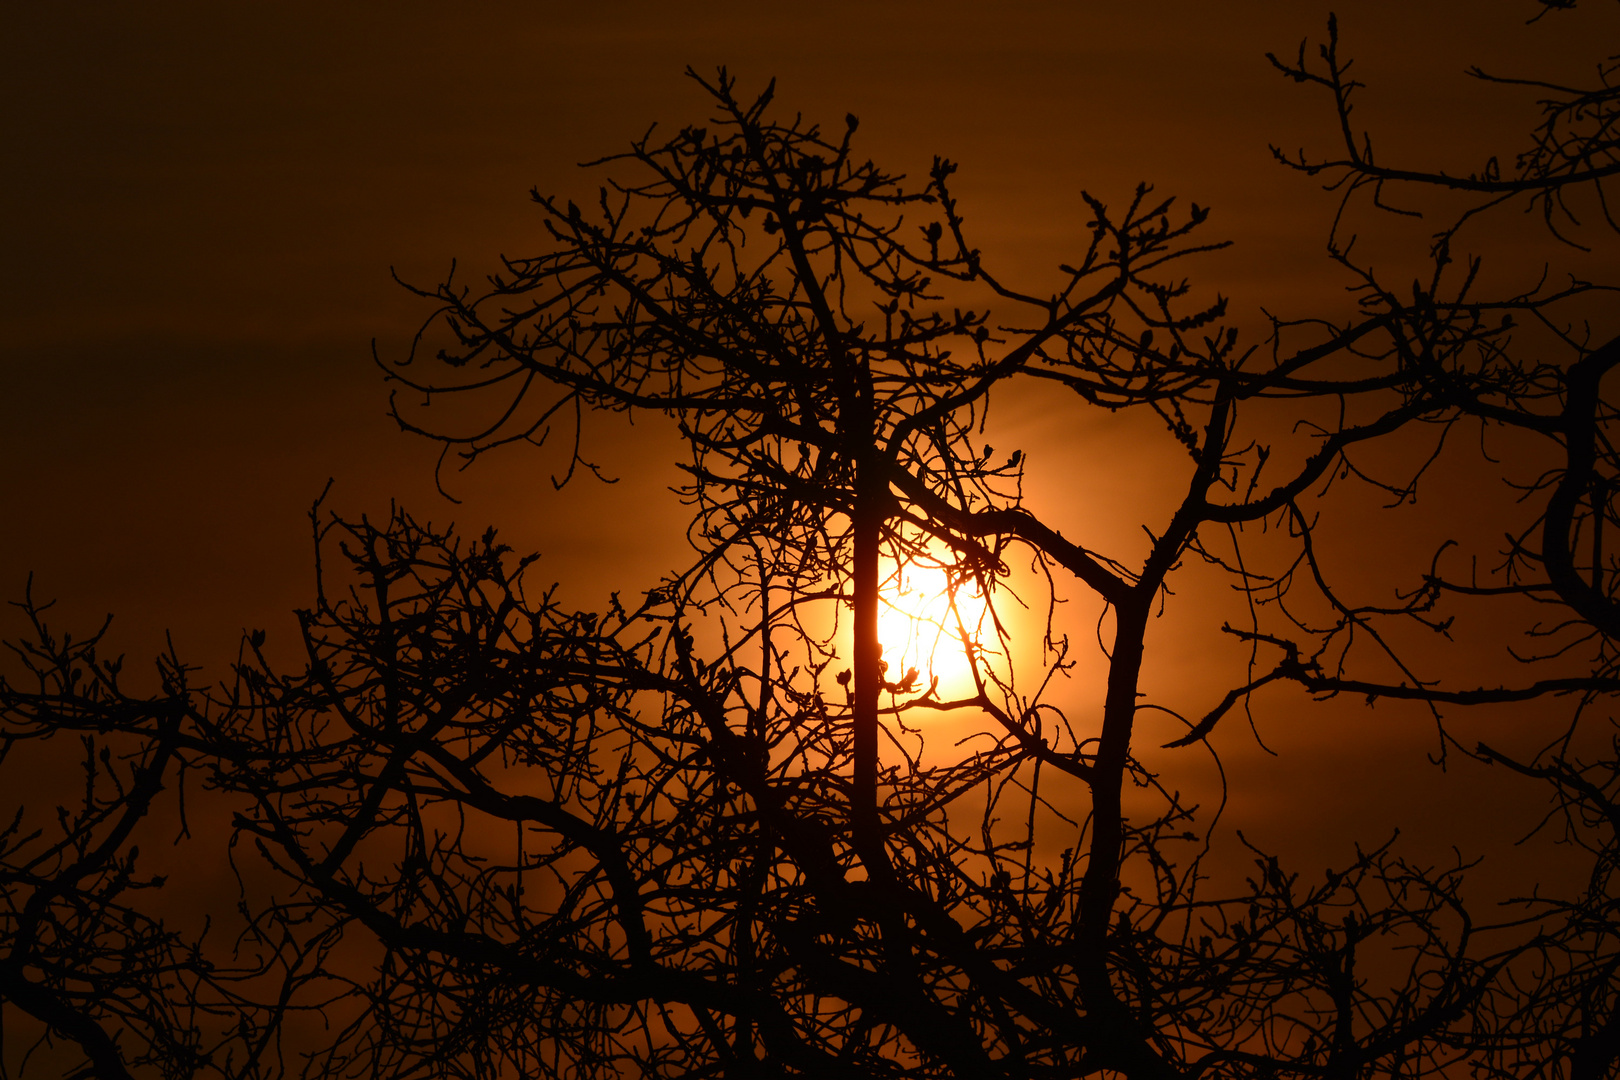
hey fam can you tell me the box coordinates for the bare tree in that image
[206,500,1503,1079]
[7,7,1619,1078]
[1254,8,1620,1078]
[309,61,1574,1076]
[0,594,286,1080]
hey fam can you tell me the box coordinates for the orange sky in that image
[5,1,1618,896]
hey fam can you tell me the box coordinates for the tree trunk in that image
[852,459,882,854]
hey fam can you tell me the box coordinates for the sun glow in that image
[876,560,991,702]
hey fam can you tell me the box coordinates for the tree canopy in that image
[4,9,1620,1079]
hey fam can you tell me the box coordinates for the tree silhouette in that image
[336,60,1568,1076]
[0,594,288,1080]
[4,9,1619,1078]
[1258,13,1620,1078]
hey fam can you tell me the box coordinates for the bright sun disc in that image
[876,561,989,700]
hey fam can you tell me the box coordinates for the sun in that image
[876,559,990,700]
